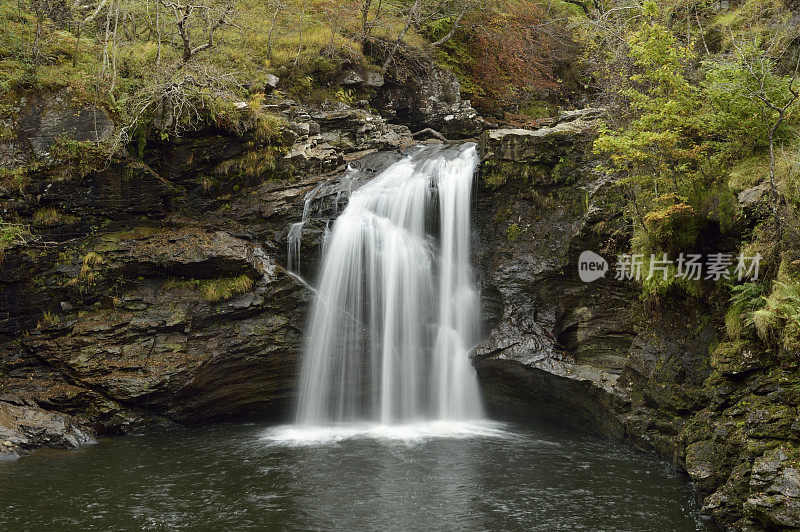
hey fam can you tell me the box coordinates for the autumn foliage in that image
[434,0,579,115]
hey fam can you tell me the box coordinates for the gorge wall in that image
[2,69,798,531]
[471,110,800,531]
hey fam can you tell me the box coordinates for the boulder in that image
[265,74,280,90]
[363,71,385,88]
[479,115,602,165]
[338,69,365,86]
[738,182,772,221]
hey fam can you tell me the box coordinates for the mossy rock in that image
[712,340,764,377]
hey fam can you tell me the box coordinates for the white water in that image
[293,143,484,427]
[287,172,359,274]
[263,420,512,446]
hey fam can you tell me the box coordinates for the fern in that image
[751,281,800,351]
[725,283,765,339]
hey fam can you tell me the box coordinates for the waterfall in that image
[293,143,483,426]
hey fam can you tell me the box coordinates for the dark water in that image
[0,420,707,531]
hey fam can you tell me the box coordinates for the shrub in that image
[637,202,704,256]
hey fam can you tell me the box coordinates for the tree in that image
[70,0,110,67]
[381,0,478,70]
[265,0,285,60]
[730,47,799,223]
[21,0,60,69]
[158,0,236,63]
[702,0,800,249]
[360,0,373,42]
[593,16,706,202]
[453,0,575,112]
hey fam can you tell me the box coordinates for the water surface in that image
[0,420,705,530]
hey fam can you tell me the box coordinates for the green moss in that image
[481,160,555,187]
[163,275,255,302]
[49,137,108,178]
[518,102,557,120]
[506,223,524,242]
[32,207,77,227]
[0,218,28,262]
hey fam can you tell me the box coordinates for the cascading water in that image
[293,143,483,426]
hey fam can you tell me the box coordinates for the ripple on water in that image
[0,421,708,530]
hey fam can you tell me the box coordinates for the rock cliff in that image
[0,94,411,455]
[474,108,800,530]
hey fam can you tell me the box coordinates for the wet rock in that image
[89,228,273,279]
[478,116,601,170]
[472,111,636,439]
[0,86,419,455]
[285,138,342,174]
[473,339,628,437]
[745,447,800,528]
[270,149,407,281]
[279,101,412,176]
[473,109,716,472]
[370,47,486,138]
[711,341,762,377]
[685,439,726,492]
[37,157,178,217]
[745,404,796,439]
[19,256,310,432]
[0,402,95,454]
[152,134,252,183]
[19,90,114,159]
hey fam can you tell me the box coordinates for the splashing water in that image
[294,143,483,426]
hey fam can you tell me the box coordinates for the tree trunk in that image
[294,0,308,65]
[382,0,419,71]
[156,0,161,66]
[109,0,121,93]
[768,115,782,254]
[361,0,372,41]
[73,22,81,68]
[267,4,281,59]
